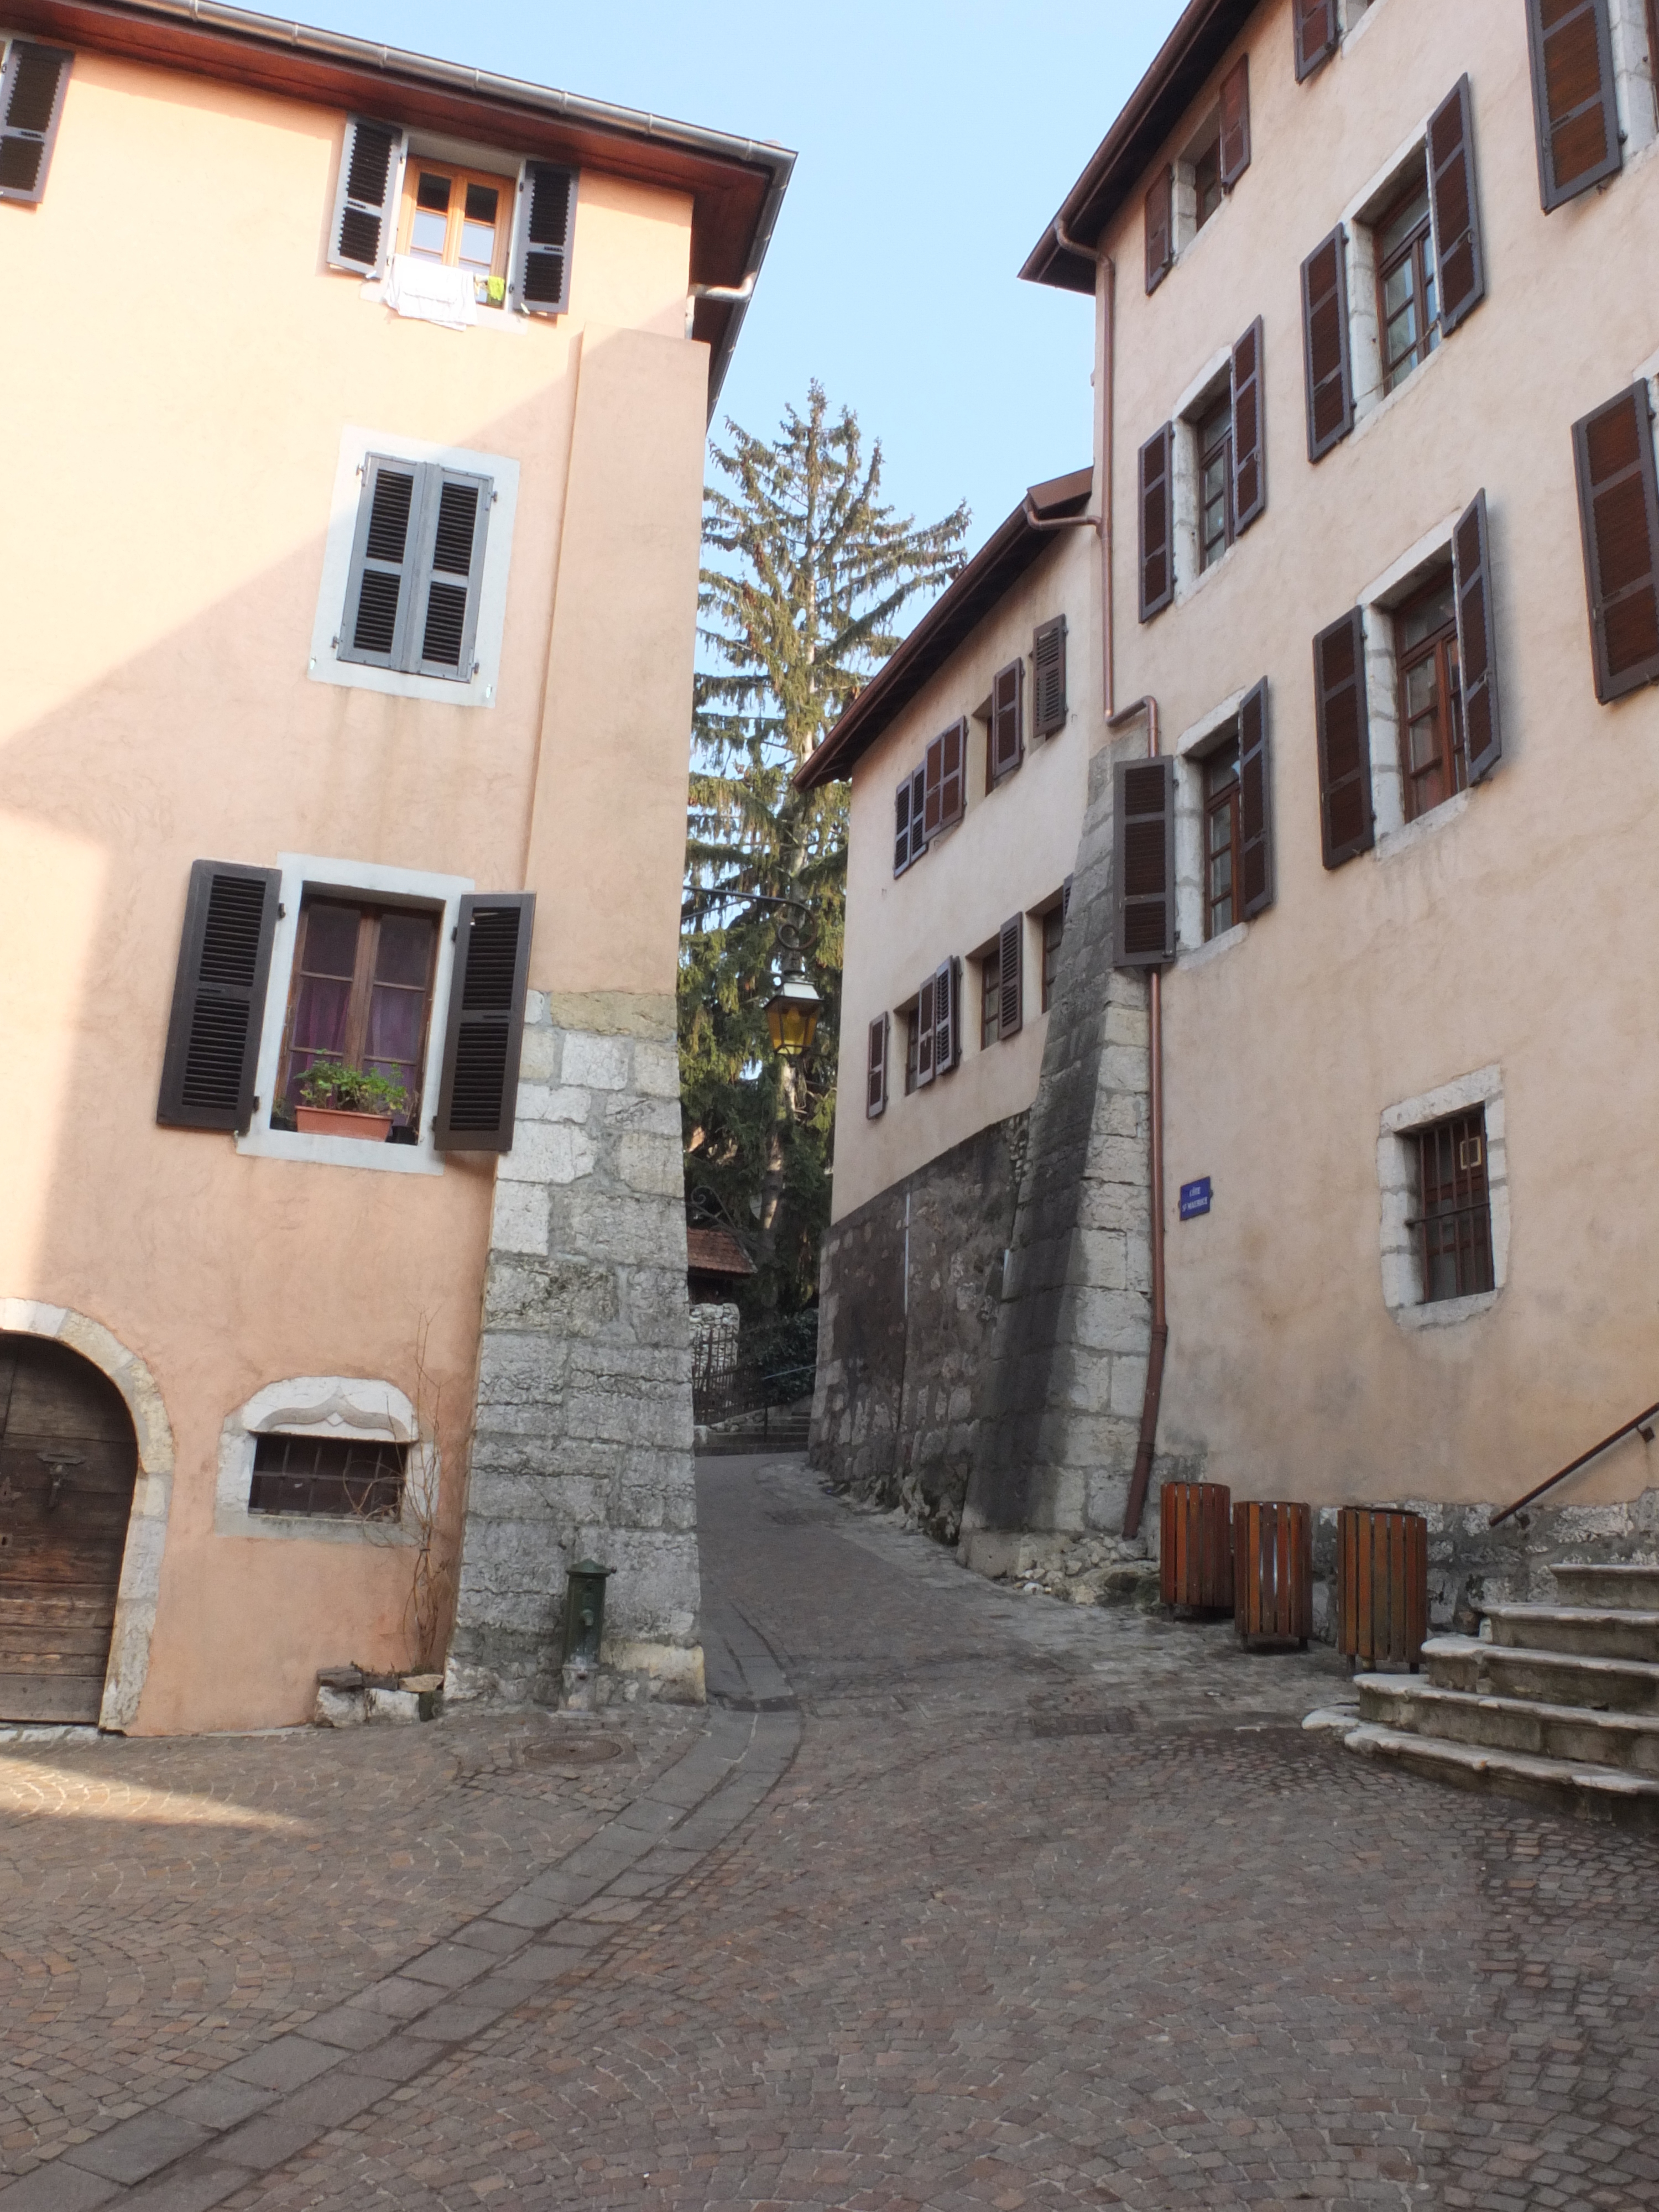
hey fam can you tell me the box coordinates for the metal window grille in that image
[1412,1109,1494,1302]
[249,1433,406,1519]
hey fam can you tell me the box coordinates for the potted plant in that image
[293,1058,409,1142]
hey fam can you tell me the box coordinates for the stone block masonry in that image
[450,993,703,1708]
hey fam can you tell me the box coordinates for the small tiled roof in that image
[686,1227,756,1277]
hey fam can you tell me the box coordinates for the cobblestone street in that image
[1,1455,1657,2210]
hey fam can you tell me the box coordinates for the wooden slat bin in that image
[1160,1481,1233,1610]
[1234,1500,1312,1648]
[1338,1506,1428,1671]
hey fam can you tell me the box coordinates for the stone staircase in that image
[1345,1563,1659,1828]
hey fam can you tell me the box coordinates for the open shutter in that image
[1231,318,1266,535]
[1032,617,1067,737]
[1301,226,1353,463]
[1139,424,1175,621]
[1453,490,1503,782]
[1525,0,1620,210]
[1294,0,1339,80]
[998,917,1023,1041]
[938,719,966,828]
[0,41,71,204]
[1219,55,1251,190]
[1573,386,1659,702]
[990,663,1024,781]
[1238,680,1274,920]
[933,959,958,1074]
[328,116,402,276]
[916,973,936,1088]
[1313,609,1374,868]
[411,468,492,680]
[1428,77,1485,337]
[1145,165,1173,294]
[157,862,280,1134]
[909,767,926,857]
[340,456,420,670]
[893,779,914,874]
[922,731,945,837]
[867,1014,888,1117]
[434,894,535,1151]
[1113,759,1176,968]
[514,161,576,315]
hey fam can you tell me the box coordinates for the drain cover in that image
[522,1734,627,1767]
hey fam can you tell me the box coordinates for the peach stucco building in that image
[0,0,790,1731]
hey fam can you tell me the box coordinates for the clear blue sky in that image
[302,1,1184,559]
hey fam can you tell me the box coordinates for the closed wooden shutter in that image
[341,461,492,681]
[1219,55,1251,189]
[1032,616,1068,737]
[1301,227,1353,463]
[412,470,492,680]
[0,41,71,204]
[909,766,926,857]
[157,861,281,1133]
[1231,317,1266,534]
[916,972,936,1087]
[939,718,966,827]
[867,1014,888,1117]
[1139,425,1175,621]
[998,916,1023,1040]
[990,663,1023,782]
[893,778,914,874]
[1453,490,1503,781]
[933,959,958,1074]
[1113,759,1176,967]
[515,161,576,315]
[341,457,420,669]
[1238,679,1274,919]
[327,116,403,276]
[1428,77,1485,336]
[1313,609,1374,867]
[1294,0,1339,80]
[1573,385,1659,702]
[1145,164,1173,293]
[1525,0,1620,210]
[434,894,536,1151]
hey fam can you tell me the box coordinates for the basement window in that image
[1411,1110,1494,1303]
[249,1433,407,1519]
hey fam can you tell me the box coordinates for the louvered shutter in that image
[990,663,1024,781]
[1231,318,1266,535]
[1525,0,1620,210]
[933,959,958,1074]
[327,116,402,276]
[867,1014,889,1117]
[922,731,945,836]
[1572,386,1659,702]
[340,456,420,670]
[1294,0,1339,80]
[1139,425,1175,620]
[1428,77,1485,337]
[893,779,913,874]
[411,468,492,681]
[1219,55,1251,190]
[1313,609,1374,867]
[434,894,536,1151]
[1453,491,1503,782]
[909,767,926,858]
[1237,680,1274,920]
[514,161,576,315]
[939,719,966,828]
[1061,874,1073,925]
[157,862,281,1134]
[1145,165,1173,294]
[998,916,1023,1040]
[1301,226,1353,463]
[0,41,71,204]
[916,972,936,1088]
[1032,617,1067,737]
[1113,759,1176,968]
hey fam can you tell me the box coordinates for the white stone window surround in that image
[1172,687,1251,959]
[1168,345,1236,609]
[354,133,549,338]
[235,852,473,1179]
[307,425,520,709]
[1170,97,1223,257]
[1377,1064,1509,1331]
[1608,0,1659,161]
[216,1376,433,1545]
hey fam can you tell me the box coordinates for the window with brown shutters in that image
[1294,0,1339,81]
[866,1014,889,1118]
[894,763,927,873]
[1230,319,1266,535]
[1113,759,1176,967]
[1238,679,1274,920]
[1453,489,1503,782]
[1032,617,1067,738]
[433,893,535,1151]
[997,916,1024,1041]
[0,41,71,205]
[1219,55,1251,191]
[988,664,1024,785]
[1301,226,1353,462]
[1139,425,1175,621]
[1525,0,1621,210]
[1394,566,1465,823]
[1313,608,1374,867]
[1145,165,1174,293]
[924,718,967,834]
[1573,384,1659,702]
[1428,77,1485,337]
[158,862,282,1135]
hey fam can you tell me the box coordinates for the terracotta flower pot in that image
[295,1105,394,1142]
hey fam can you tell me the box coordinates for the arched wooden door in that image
[0,1335,139,1723]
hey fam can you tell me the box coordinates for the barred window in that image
[1412,1109,1494,1303]
[249,1434,406,1519]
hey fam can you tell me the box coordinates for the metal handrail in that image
[1489,1399,1659,1527]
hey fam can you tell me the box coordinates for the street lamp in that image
[764,966,821,1057]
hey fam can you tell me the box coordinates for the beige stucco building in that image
[0,0,789,1731]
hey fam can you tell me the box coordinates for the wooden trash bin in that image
[1234,1500,1313,1647]
[1338,1506,1428,1671]
[1160,1481,1233,1610]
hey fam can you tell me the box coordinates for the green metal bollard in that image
[560,1559,614,1671]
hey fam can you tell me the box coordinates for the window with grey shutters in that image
[915,971,937,1088]
[328,116,404,276]
[1525,0,1621,210]
[0,41,70,204]
[434,894,535,1151]
[867,1014,889,1117]
[933,958,960,1076]
[1113,759,1176,968]
[340,457,492,682]
[514,162,576,315]
[894,763,927,873]
[1032,617,1067,737]
[997,916,1023,1040]
[158,862,281,1134]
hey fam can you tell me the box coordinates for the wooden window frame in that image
[1203,740,1243,939]
[1395,568,1466,823]
[1197,395,1234,573]
[397,156,516,296]
[1410,1110,1494,1303]
[1375,168,1439,396]
[275,896,440,1134]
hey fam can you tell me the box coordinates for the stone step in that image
[1550,1561,1659,1611]
[1355,1674,1659,1776]
[1344,1722,1659,1830]
[1485,1602,1659,1662]
[1425,1633,1659,1712]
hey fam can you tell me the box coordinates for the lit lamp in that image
[764,965,821,1058]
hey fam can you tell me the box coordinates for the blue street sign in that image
[1179,1177,1212,1220]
